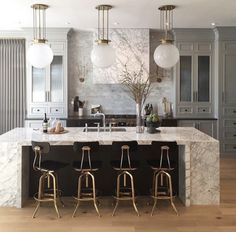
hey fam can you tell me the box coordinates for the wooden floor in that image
[1,158,236,232]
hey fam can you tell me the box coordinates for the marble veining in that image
[0,127,219,208]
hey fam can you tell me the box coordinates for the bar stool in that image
[147,141,178,216]
[72,141,102,217]
[31,141,68,218]
[111,141,140,216]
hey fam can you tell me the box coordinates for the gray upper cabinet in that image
[26,28,70,118]
[174,29,215,118]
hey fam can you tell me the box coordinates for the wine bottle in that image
[42,113,48,133]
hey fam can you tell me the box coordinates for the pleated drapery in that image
[0,39,26,135]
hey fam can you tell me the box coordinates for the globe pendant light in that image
[27,4,53,69]
[154,5,179,69]
[91,5,115,68]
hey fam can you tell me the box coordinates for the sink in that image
[83,127,126,132]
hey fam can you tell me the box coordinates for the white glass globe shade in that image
[91,43,116,68]
[154,43,180,69]
[27,43,53,68]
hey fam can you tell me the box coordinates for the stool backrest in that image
[73,141,99,170]
[112,141,138,169]
[151,141,177,169]
[31,141,50,171]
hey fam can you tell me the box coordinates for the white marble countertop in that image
[0,127,218,145]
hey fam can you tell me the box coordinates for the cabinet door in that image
[197,56,210,102]
[223,53,236,105]
[179,56,193,103]
[32,67,46,102]
[198,121,215,137]
[50,55,64,103]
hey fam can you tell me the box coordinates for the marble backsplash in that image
[68,29,174,115]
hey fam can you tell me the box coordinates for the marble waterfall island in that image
[0,127,219,208]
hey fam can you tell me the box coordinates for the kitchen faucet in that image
[93,112,106,129]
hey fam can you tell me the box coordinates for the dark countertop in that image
[25,115,218,121]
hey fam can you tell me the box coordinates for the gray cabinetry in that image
[26,28,69,119]
[174,29,215,118]
[216,27,236,154]
[178,120,217,138]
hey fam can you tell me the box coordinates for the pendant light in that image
[91,5,116,68]
[154,5,179,69]
[27,4,53,69]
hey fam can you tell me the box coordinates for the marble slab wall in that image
[68,29,174,115]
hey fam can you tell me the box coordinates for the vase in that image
[136,103,144,133]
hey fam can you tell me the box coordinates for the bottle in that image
[42,113,48,133]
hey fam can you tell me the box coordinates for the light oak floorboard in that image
[0,158,236,232]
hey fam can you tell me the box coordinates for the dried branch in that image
[120,64,151,107]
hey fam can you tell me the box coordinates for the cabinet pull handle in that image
[196,92,198,102]
[234,110,236,113]
[234,146,236,149]
[233,123,236,125]
[234,135,236,137]
[56,109,58,112]
[37,109,40,112]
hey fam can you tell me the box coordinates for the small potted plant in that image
[146,113,160,133]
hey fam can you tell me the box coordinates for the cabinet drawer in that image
[178,107,193,114]
[31,107,46,115]
[224,131,236,139]
[49,107,64,115]
[224,119,236,127]
[223,107,236,117]
[197,106,211,113]
[223,143,236,153]
[25,120,42,128]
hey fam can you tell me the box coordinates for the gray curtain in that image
[0,39,26,134]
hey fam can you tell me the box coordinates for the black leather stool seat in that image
[41,160,69,171]
[73,160,102,171]
[111,160,140,171]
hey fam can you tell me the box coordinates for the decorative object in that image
[154,5,179,69]
[146,113,160,133]
[162,97,173,117]
[91,5,115,68]
[121,64,151,133]
[144,103,153,115]
[27,4,53,68]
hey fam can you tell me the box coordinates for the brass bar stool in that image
[72,141,102,217]
[111,141,140,216]
[31,141,68,218]
[147,141,178,216]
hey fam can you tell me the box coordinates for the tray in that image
[46,130,69,134]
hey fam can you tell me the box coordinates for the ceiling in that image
[0,0,236,30]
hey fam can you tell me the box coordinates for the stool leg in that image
[112,173,121,216]
[50,172,61,218]
[151,172,159,216]
[72,173,83,217]
[90,172,101,217]
[129,172,139,216]
[32,173,45,218]
[168,175,178,215]
[55,173,65,207]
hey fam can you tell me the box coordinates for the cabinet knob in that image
[233,123,236,125]
[56,109,58,112]
[234,110,236,113]
[234,146,236,149]
[185,109,188,112]
[203,109,206,112]
[234,135,236,137]
[37,109,40,112]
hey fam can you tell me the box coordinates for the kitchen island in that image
[0,127,219,208]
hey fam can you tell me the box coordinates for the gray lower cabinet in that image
[178,120,217,138]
